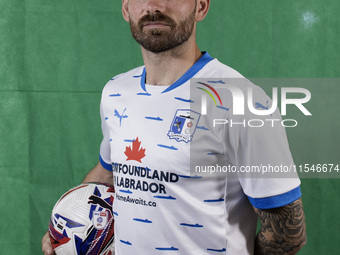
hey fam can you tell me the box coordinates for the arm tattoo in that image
[254,198,307,255]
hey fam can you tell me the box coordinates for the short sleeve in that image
[227,83,301,209]
[99,99,112,171]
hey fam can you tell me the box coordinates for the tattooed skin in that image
[254,198,307,255]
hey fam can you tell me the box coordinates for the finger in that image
[42,232,55,255]
[42,241,55,255]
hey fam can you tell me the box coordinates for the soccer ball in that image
[49,182,115,255]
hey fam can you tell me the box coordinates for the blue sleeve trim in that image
[99,155,112,172]
[248,186,301,209]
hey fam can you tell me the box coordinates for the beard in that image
[129,7,196,53]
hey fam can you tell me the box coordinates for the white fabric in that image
[99,55,300,255]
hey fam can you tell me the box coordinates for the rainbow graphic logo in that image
[196,82,229,112]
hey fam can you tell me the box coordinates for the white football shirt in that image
[99,52,301,255]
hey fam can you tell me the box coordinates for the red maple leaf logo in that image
[124,137,146,163]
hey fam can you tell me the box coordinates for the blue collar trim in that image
[140,52,214,93]
[140,68,147,92]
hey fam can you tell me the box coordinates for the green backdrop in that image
[1,0,339,254]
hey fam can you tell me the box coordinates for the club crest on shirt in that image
[167,109,201,143]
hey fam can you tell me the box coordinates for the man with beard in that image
[42,0,306,254]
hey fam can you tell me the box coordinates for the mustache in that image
[138,13,176,28]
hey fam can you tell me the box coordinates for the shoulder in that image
[102,66,144,94]
[196,57,268,97]
[198,58,245,79]
[198,57,268,99]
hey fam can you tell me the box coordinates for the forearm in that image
[83,162,114,185]
[254,198,307,255]
[255,228,305,255]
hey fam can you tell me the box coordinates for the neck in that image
[141,36,202,86]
